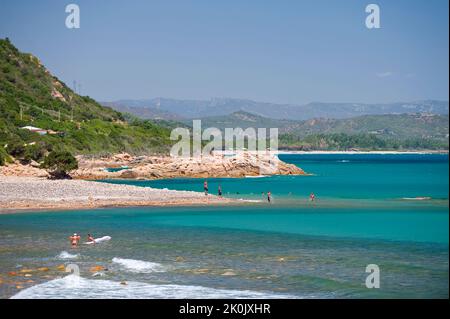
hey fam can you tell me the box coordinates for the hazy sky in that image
[0,0,448,104]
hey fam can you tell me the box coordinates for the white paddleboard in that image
[84,236,111,245]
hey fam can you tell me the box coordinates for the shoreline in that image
[0,176,236,214]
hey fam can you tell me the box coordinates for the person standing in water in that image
[69,233,81,247]
[309,192,316,202]
[267,191,272,203]
[218,184,222,197]
[204,180,208,196]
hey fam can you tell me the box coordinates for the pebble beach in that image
[0,176,233,213]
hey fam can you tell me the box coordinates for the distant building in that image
[21,126,48,135]
[21,126,65,137]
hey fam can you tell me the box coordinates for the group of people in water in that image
[68,186,316,246]
[203,180,316,204]
[203,180,222,197]
[69,233,95,247]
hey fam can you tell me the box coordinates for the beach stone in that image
[90,266,104,272]
[221,271,237,276]
[191,269,209,274]
[19,269,34,273]
[120,170,138,178]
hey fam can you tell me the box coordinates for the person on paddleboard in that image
[69,233,81,247]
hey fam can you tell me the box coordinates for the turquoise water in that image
[0,154,448,298]
[105,153,449,201]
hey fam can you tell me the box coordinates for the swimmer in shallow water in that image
[204,180,208,196]
[87,233,95,244]
[69,233,81,247]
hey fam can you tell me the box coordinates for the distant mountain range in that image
[102,102,184,121]
[103,98,449,121]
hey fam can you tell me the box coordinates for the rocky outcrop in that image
[72,153,306,180]
[1,153,306,180]
[0,163,49,178]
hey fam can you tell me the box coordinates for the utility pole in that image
[69,96,74,122]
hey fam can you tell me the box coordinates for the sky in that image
[0,0,448,104]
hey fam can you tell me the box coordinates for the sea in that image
[0,153,448,299]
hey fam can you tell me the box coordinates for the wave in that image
[112,257,166,273]
[245,175,268,178]
[56,251,79,259]
[11,275,299,299]
[238,199,262,203]
[401,197,432,201]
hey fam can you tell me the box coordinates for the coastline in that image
[0,176,235,214]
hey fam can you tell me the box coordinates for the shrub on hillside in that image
[23,143,48,163]
[5,140,25,158]
[41,150,78,179]
[0,150,5,166]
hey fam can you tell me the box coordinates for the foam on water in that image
[238,199,262,203]
[112,257,166,273]
[57,251,79,259]
[11,275,300,299]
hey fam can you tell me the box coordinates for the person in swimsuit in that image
[204,180,208,196]
[218,185,222,197]
[310,192,316,202]
[87,234,95,244]
[267,191,272,203]
[69,233,81,247]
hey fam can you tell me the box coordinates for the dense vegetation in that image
[41,150,78,179]
[279,133,448,151]
[0,38,173,165]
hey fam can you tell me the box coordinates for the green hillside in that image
[0,38,172,157]
[198,111,449,150]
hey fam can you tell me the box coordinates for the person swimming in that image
[87,234,95,244]
[69,233,81,247]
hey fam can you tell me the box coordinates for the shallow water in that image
[0,154,448,299]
